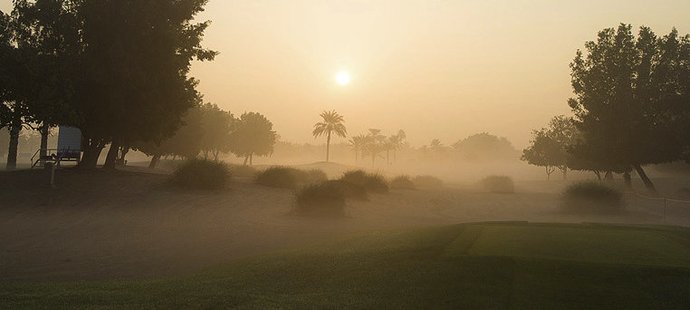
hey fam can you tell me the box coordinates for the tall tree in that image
[523,116,579,180]
[348,134,367,163]
[230,112,277,166]
[362,129,385,166]
[387,129,406,163]
[569,24,690,194]
[312,110,347,163]
[73,0,216,169]
[199,103,235,161]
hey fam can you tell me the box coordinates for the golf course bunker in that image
[444,223,690,268]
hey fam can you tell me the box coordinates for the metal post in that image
[50,163,56,188]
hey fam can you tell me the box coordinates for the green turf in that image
[2,223,690,309]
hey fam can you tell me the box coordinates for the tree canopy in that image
[569,24,690,193]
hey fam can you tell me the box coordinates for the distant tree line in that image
[0,0,217,169]
[135,104,277,168]
[523,24,690,194]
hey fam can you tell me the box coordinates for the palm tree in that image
[349,134,368,163]
[364,129,386,166]
[387,129,407,163]
[313,110,347,162]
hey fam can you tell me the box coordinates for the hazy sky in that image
[2,0,690,148]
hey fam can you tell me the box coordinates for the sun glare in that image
[335,70,351,86]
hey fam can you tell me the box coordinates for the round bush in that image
[326,180,368,201]
[304,169,328,185]
[480,176,515,194]
[256,167,301,189]
[295,182,346,217]
[171,159,230,190]
[562,181,624,213]
[390,175,416,190]
[340,170,389,194]
[412,175,444,190]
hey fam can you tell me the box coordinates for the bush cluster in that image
[562,181,624,213]
[339,170,389,194]
[171,159,230,190]
[412,175,444,190]
[390,175,416,190]
[255,167,327,189]
[294,182,346,217]
[480,176,515,194]
[293,170,392,217]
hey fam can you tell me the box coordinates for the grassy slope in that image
[2,223,690,309]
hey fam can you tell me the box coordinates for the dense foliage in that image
[562,181,624,213]
[171,159,230,190]
[339,170,389,194]
[294,182,346,217]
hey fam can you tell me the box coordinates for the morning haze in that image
[3,0,690,308]
[4,0,687,147]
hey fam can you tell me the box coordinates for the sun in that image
[335,70,351,86]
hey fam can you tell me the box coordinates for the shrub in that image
[340,170,389,193]
[229,164,258,178]
[256,167,302,189]
[171,159,230,190]
[412,175,444,190]
[562,181,624,213]
[294,182,346,217]
[326,180,368,201]
[390,175,416,190]
[480,176,515,194]
[304,169,328,185]
[256,167,327,189]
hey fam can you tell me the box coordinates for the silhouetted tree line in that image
[0,0,216,169]
[523,24,690,194]
[135,104,277,168]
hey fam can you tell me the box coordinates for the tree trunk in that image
[39,124,49,167]
[103,139,121,170]
[213,150,219,161]
[249,153,254,166]
[623,171,632,189]
[149,154,161,169]
[561,166,568,180]
[326,131,331,162]
[546,166,554,180]
[243,155,249,166]
[633,164,657,195]
[594,171,602,181]
[6,120,21,171]
[605,171,614,182]
[79,139,105,169]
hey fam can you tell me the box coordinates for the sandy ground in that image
[1,168,689,281]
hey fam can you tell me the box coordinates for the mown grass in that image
[3,223,690,309]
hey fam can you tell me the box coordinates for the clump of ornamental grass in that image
[171,159,230,190]
[562,181,624,214]
[294,182,347,217]
[339,170,389,194]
